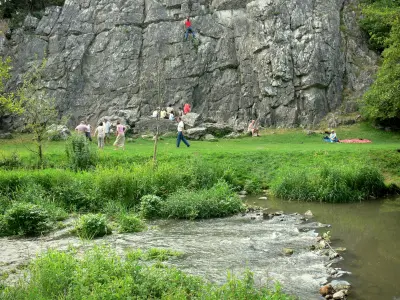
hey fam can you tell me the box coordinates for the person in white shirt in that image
[94,122,106,149]
[166,104,174,114]
[176,117,190,148]
[169,112,175,121]
[329,130,338,142]
[85,122,92,142]
[104,119,111,144]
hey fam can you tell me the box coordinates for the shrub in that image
[4,202,51,236]
[143,248,182,261]
[117,213,146,233]
[139,195,163,219]
[161,181,245,219]
[271,165,386,203]
[0,215,10,237]
[0,151,22,170]
[65,134,97,171]
[74,214,111,239]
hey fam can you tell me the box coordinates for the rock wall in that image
[2,0,378,130]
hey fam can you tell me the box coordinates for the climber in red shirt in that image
[184,17,196,40]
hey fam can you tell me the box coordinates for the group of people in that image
[152,103,191,120]
[75,119,126,150]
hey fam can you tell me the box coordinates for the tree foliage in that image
[0,57,23,117]
[360,0,400,124]
[0,0,65,19]
[18,59,60,166]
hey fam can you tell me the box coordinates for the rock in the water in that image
[332,290,346,299]
[238,190,247,195]
[319,284,333,296]
[334,247,347,252]
[282,248,294,256]
[258,196,267,200]
[331,280,351,291]
[304,210,313,217]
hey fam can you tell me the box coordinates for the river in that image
[247,195,400,300]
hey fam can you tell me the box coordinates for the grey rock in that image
[134,118,177,135]
[3,0,378,132]
[182,113,202,127]
[204,133,217,141]
[283,248,294,256]
[258,196,267,200]
[224,132,241,139]
[0,132,13,139]
[24,15,39,30]
[332,290,345,299]
[238,190,247,195]
[185,127,207,140]
[46,124,70,140]
[304,210,313,217]
[202,123,234,137]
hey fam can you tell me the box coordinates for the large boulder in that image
[201,123,234,137]
[185,127,207,140]
[46,124,70,141]
[181,113,202,128]
[134,118,177,134]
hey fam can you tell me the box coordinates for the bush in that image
[271,165,386,203]
[0,151,22,170]
[139,194,163,219]
[65,134,97,171]
[117,213,146,233]
[4,202,51,236]
[0,215,10,237]
[161,181,245,219]
[74,214,111,239]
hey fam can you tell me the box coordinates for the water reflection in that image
[247,195,400,300]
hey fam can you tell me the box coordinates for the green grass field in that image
[1,123,399,183]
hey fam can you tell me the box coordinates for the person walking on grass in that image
[75,121,88,135]
[85,122,92,142]
[113,121,126,150]
[176,117,190,148]
[94,122,106,150]
[104,119,111,144]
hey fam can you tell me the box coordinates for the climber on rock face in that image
[184,16,196,40]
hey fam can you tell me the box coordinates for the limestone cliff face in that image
[3,0,378,130]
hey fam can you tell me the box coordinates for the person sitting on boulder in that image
[248,120,260,137]
[184,17,196,40]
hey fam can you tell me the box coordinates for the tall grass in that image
[271,165,386,203]
[0,246,293,300]
[161,181,245,219]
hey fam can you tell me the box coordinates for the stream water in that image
[1,213,336,300]
[247,195,400,300]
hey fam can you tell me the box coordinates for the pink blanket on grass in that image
[340,139,372,144]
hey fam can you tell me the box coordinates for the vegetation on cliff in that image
[360,0,400,125]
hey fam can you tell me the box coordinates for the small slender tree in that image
[18,59,59,167]
[0,57,23,118]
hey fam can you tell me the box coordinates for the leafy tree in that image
[18,59,60,167]
[0,57,23,117]
[359,0,400,124]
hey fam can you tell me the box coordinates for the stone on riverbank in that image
[319,284,333,296]
[283,248,294,256]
